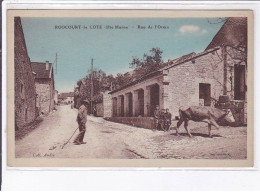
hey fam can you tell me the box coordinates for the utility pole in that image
[53,53,58,74]
[90,58,94,114]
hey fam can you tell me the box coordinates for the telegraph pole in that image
[90,58,94,114]
[53,53,58,74]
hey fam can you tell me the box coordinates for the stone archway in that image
[120,95,124,117]
[150,84,160,116]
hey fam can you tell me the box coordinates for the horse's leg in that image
[208,124,212,138]
[210,119,220,130]
[176,118,183,136]
[184,120,192,137]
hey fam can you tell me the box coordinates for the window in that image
[20,83,25,99]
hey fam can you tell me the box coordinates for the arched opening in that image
[137,89,144,117]
[128,92,133,117]
[150,84,160,116]
[120,95,124,117]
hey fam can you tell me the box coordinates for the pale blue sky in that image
[21,17,223,93]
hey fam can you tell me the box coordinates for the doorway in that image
[112,97,117,117]
[128,93,133,117]
[234,65,246,100]
[199,83,211,106]
[150,84,160,116]
[120,95,124,117]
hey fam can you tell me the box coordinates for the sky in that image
[21,17,224,93]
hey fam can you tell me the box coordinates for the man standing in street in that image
[164,108,172,132]
[73,99,89,145]
[154,105,160,130]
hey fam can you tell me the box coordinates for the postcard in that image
[6,9,254,167]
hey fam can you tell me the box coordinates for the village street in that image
[15,105,247,159]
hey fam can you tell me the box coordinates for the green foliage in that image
[75,47,164,101]
[130,47,164,79]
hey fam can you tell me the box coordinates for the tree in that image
[75,69,107,102]
[113,72,133,89]
[130,47,164,79]
[75,48,164,104]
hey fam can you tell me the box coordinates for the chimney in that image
[46,61,50,70]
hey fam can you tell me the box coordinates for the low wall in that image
[105,117,155,129]
[103,91,113,117]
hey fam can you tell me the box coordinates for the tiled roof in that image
[162,47,220,71]
[163,52,196,68]
[206,17,247,50]
[59,92,74,98]
[109,47,220,94]
[31,62,52,79]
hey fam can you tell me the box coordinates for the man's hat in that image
[82,99,89,104]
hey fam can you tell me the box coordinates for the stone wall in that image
[103,91,113,117]
[164,48,226,117]
[35,79,52,114]
[105,117,155,129]
[14,17,37,129]
[164,46,245,118]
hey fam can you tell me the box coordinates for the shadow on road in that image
[169,132,222,138]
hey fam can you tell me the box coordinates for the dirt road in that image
[15,105,247,159]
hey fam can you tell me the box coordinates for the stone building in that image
[93,91,112,117]
[15,17,37,130]
[109,45,245,120]
[31,61,55,115]
[206,17,247,124]
[54,90,58,105]
[107,17,247,127]
[58,92,74,104]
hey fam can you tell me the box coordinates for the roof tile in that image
[31,62,52,79]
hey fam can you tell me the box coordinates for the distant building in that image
[14,17,37,130]
[58,92,74,104]
[31,61,55,115]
